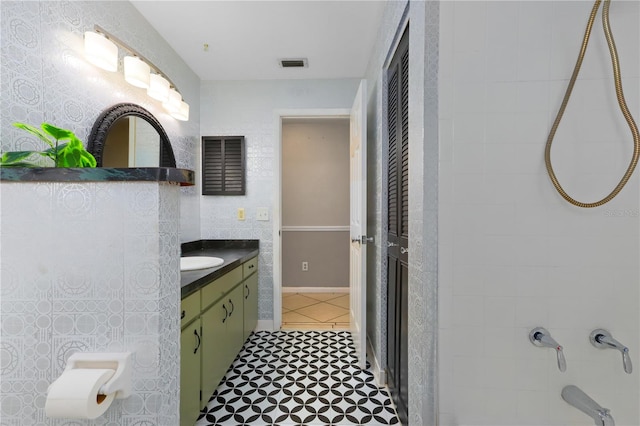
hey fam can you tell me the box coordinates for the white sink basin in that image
[180,256,224,271]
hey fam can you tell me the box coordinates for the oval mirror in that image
[87,103,176,167]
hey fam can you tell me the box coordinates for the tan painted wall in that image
[282,231,349,288]
[282,119,350,226]
[282,119,349,288]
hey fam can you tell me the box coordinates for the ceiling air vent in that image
[279,58,308,68]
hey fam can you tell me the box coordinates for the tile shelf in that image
[0,167,195,186]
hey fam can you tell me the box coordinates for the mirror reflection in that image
[87,103,177,168]
[103,116,160,167]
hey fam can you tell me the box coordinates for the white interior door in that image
[350,79,367,369]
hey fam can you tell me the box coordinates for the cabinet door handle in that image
[194,329,201,354]
[222,304,228,323]
[228,299,234,316]
[245,284,250,299]
[181,310,186,320]
[400,247,409,254]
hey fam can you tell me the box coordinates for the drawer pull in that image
[222,304,228,323]
[228,299,234,316]
[194,329,201,354]
[181,310,186,320]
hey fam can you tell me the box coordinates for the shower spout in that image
[562,385,615,426]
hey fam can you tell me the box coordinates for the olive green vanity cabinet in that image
[201,282,244,405]
[180,255,258,426]
[180,288,203,426]
[242,257,259,341]
[180,320,202,426]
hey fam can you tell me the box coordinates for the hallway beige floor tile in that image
[305,292,346,302]
[281,292,350,330]
[282,311,314,324]
[296,302,348,323]
[282,294,319,311]
[327,294,350,309]
[332,313,350,323]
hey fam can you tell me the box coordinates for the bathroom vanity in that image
[179,240,259,426]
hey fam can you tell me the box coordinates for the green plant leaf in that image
[57,141,83,167]
[13,122,55,148]
[0,162,39,167]
[11,122,96,168]
[79,150,97,167]
[42,123,74,141]
[0,151,36,165]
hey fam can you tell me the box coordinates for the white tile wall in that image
[0,1,200,423]
[439,1,640,425]
[0,181,181,425]
[0,0,201,243]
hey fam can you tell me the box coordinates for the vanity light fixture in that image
[123,56,150,89]
[173,101,190,122]
[162,88,182,114]
[147,74,170,102]
[84,25,189,121]
[84,31,118,72]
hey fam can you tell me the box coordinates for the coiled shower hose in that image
[545,0,639,208]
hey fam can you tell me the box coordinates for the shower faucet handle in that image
[529,327,567,372]
[590,329,632,374]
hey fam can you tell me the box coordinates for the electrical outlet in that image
[302,261,309,271]
[237,208,245,221]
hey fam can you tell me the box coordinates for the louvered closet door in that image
[386,25,409,426]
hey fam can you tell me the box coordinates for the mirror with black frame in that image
[87,103,176,167]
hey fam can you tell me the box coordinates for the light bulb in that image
[124,56,150,89]
[171,101,189,121]
[84,32,118,72]
[162,88,182,113]
[147,74,170,102]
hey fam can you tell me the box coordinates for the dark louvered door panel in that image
[386,24,409,426]
[399,48,409,265]
[222,139,244,194]
[387,68,399,254]
[202,136,245,195]
[203,139,223,194]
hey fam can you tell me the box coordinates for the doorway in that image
[273,79,368,370]
[279,117,351,330]
[273,109,350,331]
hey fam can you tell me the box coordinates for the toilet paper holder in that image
[62,352,132,398]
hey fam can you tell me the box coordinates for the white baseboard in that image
[367,338,386,386]
[256,320,274,331]
[282,287,349,293]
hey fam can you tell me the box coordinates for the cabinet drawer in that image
[181,290,200,328]
[243,256,258,278]
[202,266,242,310]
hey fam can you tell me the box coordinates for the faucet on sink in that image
[561,385,614,426]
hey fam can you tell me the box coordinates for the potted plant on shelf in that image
[0,122,96,168]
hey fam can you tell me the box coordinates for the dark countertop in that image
[0,167,195,186]
[180,240,259,299]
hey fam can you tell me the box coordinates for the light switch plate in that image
[256,207,269,221]
[237,208,245,221]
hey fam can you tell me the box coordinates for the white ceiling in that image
[131,0,387,81]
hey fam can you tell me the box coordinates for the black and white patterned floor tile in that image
[195,330,399,426]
